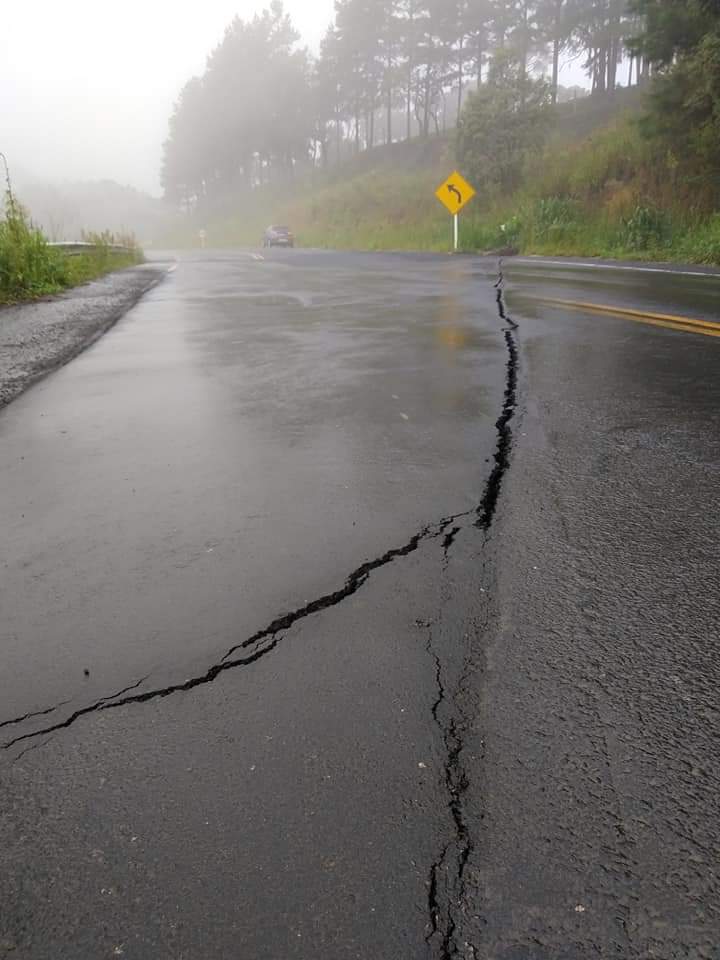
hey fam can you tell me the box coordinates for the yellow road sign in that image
[435,171,477,215]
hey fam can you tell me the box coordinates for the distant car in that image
[263,225,294,248]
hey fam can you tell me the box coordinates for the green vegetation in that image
[457,55,553,194]
[630,0,720,193]
[454,110,720,262]
[0,186,67,303]
[161,0,636,207]
[64,232,144,288]
[1,165,142,305]
[161,1,720,265]
[166,99,720,264]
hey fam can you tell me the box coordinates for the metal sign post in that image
[454,213,459,251]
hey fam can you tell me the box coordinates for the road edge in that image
[0,265,169,412]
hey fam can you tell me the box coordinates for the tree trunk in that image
[520,0,528,89]
[387,54,393,145]
[608,35,619,93]
[477,34,483,88]
[414,96,423,134]
[595,47,607,94]
[457,36,463,123]
[406,64,412,140]
[552,37,560,104]
[423,69,430,138]
[335,107,341,165]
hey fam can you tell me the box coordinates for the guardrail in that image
[48,242,135,256]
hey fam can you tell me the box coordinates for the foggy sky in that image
[1,1,334,195]
[2,2,587,197]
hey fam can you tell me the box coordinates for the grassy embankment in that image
[178,89,720,265]
[0,199,142,305]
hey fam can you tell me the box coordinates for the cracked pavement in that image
[1,250,719,958]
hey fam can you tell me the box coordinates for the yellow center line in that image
[535,297,720,339]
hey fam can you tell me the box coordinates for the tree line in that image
[630,0,720,192]
[161,0,648,207]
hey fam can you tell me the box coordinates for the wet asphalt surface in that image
[1,250,719,959]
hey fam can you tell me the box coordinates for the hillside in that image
[167,86,720,265]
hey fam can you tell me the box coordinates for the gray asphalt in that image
[1,250,719,959]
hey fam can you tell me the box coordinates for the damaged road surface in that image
[0,251,513,959]
[2,251,719,959]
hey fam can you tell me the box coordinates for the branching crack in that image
[2,649,279,754]
[426,263,519,958]
[0,699,72,730]
[0,676,150,747]
[424,611,475,959]
[426,621,473,956]
[3,262,520,798]
[13,735,56,764]
[2,515,468,754]
[220,516,465,665]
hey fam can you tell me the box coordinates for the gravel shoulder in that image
[0,262,169,409]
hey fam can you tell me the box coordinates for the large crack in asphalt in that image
[442,264,518,556]
[2,515,466,753]
[425,621,484,960]
[2,266,521,956]
[218,519,462,666]
[426,263,519,959]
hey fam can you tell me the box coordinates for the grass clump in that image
[0,194,142,305]
[0,193,67,302]
[1,151,143,304]
[64,231,143,287]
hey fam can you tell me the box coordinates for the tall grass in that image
[455,117,720,263]
[0,156,68,302]
[282,169,452,250]
[0,155,143,305]
[63,230,143,286]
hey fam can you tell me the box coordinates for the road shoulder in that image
[0,262,169,410]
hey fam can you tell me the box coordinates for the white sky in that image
[0,0,335,195]
[1,1,587,196]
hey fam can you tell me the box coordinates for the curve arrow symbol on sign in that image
[447,184,463,204]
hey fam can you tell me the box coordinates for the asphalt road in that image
[1,250,719,959]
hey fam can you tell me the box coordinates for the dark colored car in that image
[263,225,295,248]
